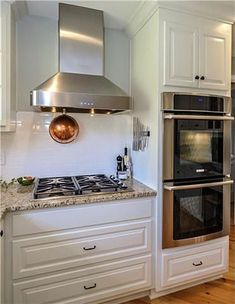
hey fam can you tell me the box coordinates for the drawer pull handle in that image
[192,261,203,266]
[84,283,97,290]
[83,245,96,251]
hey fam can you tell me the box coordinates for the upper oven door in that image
[164,114,233,181]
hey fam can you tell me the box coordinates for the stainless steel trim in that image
[164,114,234,120]
[164,179,233,191]
[162,92,231,114]
[163,179,232,248]
[163,116,174,180]
[223,119,231,176]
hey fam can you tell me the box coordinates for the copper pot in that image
[49,114,79,144]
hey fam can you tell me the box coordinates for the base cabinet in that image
[13,256,151,304]
[4,198,153,304]
[161,237,228,289]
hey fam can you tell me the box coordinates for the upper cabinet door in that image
[0,1,16,132]
[163,19,199,88]
[199,20,231,91]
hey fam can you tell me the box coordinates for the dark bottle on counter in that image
[116,155,123,173]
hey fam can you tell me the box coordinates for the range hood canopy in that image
[30,3,130,114]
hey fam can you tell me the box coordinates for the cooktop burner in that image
[34,176,78,199]
[34,174,129,199]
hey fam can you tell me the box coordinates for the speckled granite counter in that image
[0,179,156,219]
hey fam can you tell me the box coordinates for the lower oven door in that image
[163,179,233,249]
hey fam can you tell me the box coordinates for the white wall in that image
[0,15,131,181]
[16,15,58,112]
[130,12,159,189]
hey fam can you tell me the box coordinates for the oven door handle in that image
[164,114,234,121]
[164,179,233,191]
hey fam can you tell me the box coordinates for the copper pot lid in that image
[49,114,79,144]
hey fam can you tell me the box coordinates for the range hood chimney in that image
[30,3,130,114]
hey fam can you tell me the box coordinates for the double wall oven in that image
[162,93,234,248]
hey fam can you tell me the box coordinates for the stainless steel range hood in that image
[30,3,130,114]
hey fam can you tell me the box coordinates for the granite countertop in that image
[0,179,156,219]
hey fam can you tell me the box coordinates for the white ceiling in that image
[25,0,235,31]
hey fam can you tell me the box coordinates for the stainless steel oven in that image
[162,93,234,248]
[163,178,232,248]
[163,93,233,182]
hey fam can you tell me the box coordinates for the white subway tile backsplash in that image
[1,112,131,181]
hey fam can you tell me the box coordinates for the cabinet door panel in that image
[161,237,228,288]
[163,21,199,88]
[12,220,151,279]
[13,256,151,304]
[199,21,231,91]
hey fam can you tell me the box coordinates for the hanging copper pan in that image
[49,113,79,144]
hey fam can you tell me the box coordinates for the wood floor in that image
[124,226,235,304]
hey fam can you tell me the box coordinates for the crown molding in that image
[125,1,234,38]
[125,1,159,38]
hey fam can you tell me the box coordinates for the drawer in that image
[12,198,152,236]
[13,220,151,279]
[162,237,228,288]
[13,255,152,304]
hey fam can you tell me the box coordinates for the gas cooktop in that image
[33,174,130,199]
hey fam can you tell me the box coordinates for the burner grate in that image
[34,176,78,199]
[74,174,119,194]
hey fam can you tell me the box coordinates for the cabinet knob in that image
[195,75,199,80]
[200,76,205,80]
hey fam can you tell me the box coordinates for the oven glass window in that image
[173,185,223,240]
[174,120,223,180]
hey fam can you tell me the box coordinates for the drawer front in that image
[13,256,152,304]
[12,198,152,236]
[13,220,151,279]
[162,238,228,288]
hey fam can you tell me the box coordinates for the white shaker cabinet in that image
[161,9,231,91]
[0,1,16,132]
[4,198,153,304]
